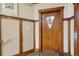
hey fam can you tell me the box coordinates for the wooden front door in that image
[39,7,64,53]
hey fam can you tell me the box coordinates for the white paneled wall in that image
[63,21,68,53]
[70,19,74,56]
[23,21,34,52]
[35,22,39,49]
[1,19,19,56]
[1,18,34,56]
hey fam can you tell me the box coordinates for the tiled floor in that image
[29,52,59,56]
[29,51,70,56]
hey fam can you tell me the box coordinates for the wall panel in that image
[23,21,34,52]
[1,18,19,56]
[63,21,68,53]
[70,19,74,56]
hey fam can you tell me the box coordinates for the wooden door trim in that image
[39,7,64,13]
[39,7,64,53]
[19,20,23,53]
[73,3,78,56]
[0,16,2,56]
[33,22,35,50]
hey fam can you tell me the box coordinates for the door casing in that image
[74,3,79,56]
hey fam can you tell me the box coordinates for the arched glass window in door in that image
[46,16,55,29]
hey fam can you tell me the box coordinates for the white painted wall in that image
[0,3,35,19]
[23,21,34,52]
[18,4,34,19]
[0,4,1,13]
[1,19,19,56]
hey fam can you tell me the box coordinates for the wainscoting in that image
[0,14,36,56]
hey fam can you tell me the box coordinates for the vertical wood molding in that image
[68,20,71,55]
[19,20,23,53]
[73,3,77,56]
[39,11,42,52]
[33,22,35,50]
[0,16,1,56]
[60,8,64,53]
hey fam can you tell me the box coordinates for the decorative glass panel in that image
[46,16,55,29]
